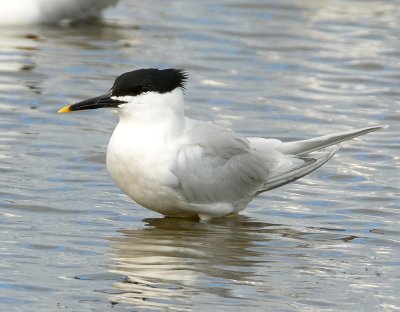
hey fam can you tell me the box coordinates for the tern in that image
[0,0,118,25]
[58,68,383,220]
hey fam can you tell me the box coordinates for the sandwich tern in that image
[58,68,383,220]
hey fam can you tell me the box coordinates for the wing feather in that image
[171,122,382,207]
[172,121,272,204]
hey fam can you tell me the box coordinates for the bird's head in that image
[58,68,188,118]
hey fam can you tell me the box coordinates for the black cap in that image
[111,68,188,97]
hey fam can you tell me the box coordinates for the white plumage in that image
[105,89,382,220]
[0,0,118,25]
[59,68,384,220]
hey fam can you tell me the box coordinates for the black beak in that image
[58,93,126,113]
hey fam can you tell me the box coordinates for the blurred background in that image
[0,0,399,311]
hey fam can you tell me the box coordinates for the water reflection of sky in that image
[0,0,399,311]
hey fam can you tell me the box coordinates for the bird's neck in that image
[116,91,186,140]
[118,111,185,140]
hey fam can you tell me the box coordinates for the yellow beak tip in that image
[58,105,71,113]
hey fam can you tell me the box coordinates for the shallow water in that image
[0,0,399,311]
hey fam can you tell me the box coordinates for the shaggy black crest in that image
[111,68,188,97]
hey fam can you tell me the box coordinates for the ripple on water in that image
[0,0,399,311]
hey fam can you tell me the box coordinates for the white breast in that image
[106,119,193,216]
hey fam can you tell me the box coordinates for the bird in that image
[58,68,384,220]
[0,0,119,25]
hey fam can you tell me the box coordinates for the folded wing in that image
[249,126,384,192]
[173,123,384,206]
[172,121,275,204]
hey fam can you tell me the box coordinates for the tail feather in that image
[252,125,385,195]
[259,144,340,193]
[277,126,385,156]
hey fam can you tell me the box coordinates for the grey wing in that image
[172,122,273,204]
[248,126,384,192]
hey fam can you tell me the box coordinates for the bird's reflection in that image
[106,216,362,310]
[107,216,290,309]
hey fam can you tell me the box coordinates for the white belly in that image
[106,125,196,217]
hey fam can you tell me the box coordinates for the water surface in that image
[0,0,399,311]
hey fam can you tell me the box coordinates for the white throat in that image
[115,88,185,125]
[108,88,186,154]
